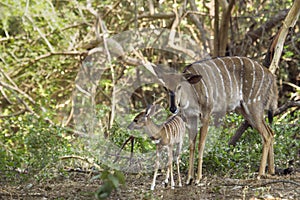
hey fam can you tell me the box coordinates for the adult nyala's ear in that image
[184,74,202,84]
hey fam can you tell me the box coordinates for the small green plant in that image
[94,170,125,200]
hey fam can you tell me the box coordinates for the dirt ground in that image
[1,170,299,200]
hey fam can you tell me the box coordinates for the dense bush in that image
[0,114,72,182]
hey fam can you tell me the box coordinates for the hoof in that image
[186,178,193,185]
[195,178,200,185]
[257,174,269,180]
[163,180,168,188]
[195,178,205,186]
[260,174,274,179]
[196,182,205,186]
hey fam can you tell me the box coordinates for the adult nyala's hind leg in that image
[239,103,275,178]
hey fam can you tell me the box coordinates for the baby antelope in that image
[128,105,185,190]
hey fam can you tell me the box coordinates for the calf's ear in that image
[145,104,156,117]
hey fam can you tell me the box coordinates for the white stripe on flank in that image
[168,122,173,142]
[218,57,232,100]
[174,118,180,140]
[229,57,239,98]
[201,66,212,104]
[164,124,170,140]
[204,63,219,101]
[209,60,226,100]
[200,79,209,104]
[254,61,264,103]
[191,83,201,108]
[236,56,243,98]
[247,58,255,104]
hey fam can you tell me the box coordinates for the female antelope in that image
[167,56,278,184]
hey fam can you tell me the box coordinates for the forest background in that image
[0,0,299,199]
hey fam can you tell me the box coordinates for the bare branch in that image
[123,12,176,30]
[60,155,103,171]
[274,100,300,116]
[64,101,74,127]
[0,81,36,104]
[86,0,98,17]
[103,0,122,19]
[0,80,56,125]
[228,120,250,146]
[187,0,209,50]
[34,51,85,62]
[251,180,300,188]
[246,9,289,42]
[0,109,26,118]
[10,51,85,74]
[0,65,18,88]
[0,37,10,43]
[213,0,219,57]
[97,15,116,130]
[168,8,197,59]
[24,15,55,53]
[136,12,175,20]
[0,86,13,105]
[269,0,300,73]
[0,1,12,7]
[218,0,235,56]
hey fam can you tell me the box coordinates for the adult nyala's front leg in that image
[195,117,210,185]
[186,116,198,185]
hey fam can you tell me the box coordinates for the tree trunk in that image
[219,0,235,56]
[269,0,300,74]
[213,0,220,57]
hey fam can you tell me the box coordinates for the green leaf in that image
[108,174,120,188]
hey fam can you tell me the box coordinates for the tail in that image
[267,75,278,124]
[268,109,274,124]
